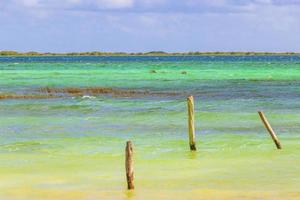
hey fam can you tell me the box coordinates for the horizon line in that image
[1,50,300,55]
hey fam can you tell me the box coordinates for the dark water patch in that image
[149,69,157,73]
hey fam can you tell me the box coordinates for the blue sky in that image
[0,0,300,52]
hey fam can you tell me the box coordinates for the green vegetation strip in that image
[1,51,300,56]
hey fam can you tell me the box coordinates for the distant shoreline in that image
[1,51,300,56]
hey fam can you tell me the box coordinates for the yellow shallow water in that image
[0,133,299,200]
[2,189,300,200]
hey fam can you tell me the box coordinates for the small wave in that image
[82,95,96,99]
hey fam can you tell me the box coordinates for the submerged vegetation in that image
[0,93,57,100]
[1,50,300,56]
[39,87,180,97]
[0,87,180,100]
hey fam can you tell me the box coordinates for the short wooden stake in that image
[258,111,282,149]
[125,141,134,190]
[187,96,196,151]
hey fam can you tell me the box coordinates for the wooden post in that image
[125,141,134,190]
[187,96,196,151]
[258,111,282,149]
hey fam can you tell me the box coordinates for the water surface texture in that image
[0,56,300,199]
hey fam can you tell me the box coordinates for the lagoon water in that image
[0,56,300,199]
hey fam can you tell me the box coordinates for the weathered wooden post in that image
[187,96,196,151]
[125,141,134,189]
[258,111,282,149]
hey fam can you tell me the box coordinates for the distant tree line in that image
[0,50,299,56]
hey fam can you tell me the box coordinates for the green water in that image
[0,58,300,199]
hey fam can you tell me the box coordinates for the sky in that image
[0,0,300,52]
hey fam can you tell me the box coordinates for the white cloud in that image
[1,0,299,14]
[1,0,300,52]
[137,0,167,7]
[6,0,135,10]
[253,0,272,4]
[67,0,82,4]
[18,0,39,7]
[95,0,134,9]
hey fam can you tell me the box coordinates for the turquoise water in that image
[0,56,300,199]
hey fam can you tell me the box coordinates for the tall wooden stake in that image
[125,141,134,190]
[187,96,196,151]
[258,111,282,149]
